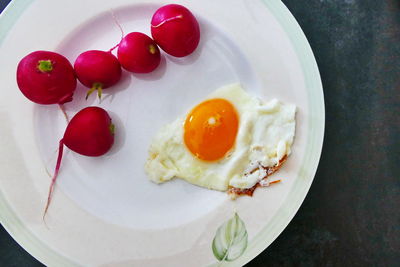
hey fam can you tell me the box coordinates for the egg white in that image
[145,84,296,191]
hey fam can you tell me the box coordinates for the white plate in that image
[0,0,324,266]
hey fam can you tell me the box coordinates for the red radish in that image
[63,107,115,156]
[117,32,161,73]
[44,106,115,216]
[151,4,200,57]
[16,51,76,104]
[74,50,122,99]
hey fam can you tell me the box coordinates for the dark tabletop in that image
[1,0,399,266]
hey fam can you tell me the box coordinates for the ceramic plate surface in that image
[0,0,324,266]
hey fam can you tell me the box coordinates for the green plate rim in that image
[222,0,325,265]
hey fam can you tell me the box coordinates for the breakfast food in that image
[16,50,76,105]
[151,4,200,57]
[145,84,296,197]
[16,3,203,216]
[74,50,122,99]
[44,106,115,217]
[117,32,161,73]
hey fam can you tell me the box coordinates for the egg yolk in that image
[184,98,239,161]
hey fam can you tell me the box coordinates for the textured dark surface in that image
[1,0,399,266]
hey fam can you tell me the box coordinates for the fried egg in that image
[145,84,296,194]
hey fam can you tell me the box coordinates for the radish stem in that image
[85,83,102,100]
[108,9,124,53]
[37,60,53,72]
[97,86,103,99]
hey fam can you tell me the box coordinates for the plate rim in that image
[0,0,325,266]
[227,1,325,264]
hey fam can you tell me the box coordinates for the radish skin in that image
[16,51,76,104]
[63,107,115,156]
[151,4,200,57]
[74,50,122,100]
[117,32,161,73]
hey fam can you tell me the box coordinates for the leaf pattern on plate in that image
[212,212,248,262]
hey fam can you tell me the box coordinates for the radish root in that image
[108,9,124,53]
[43,140,64,219]
[58,104,69,123]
